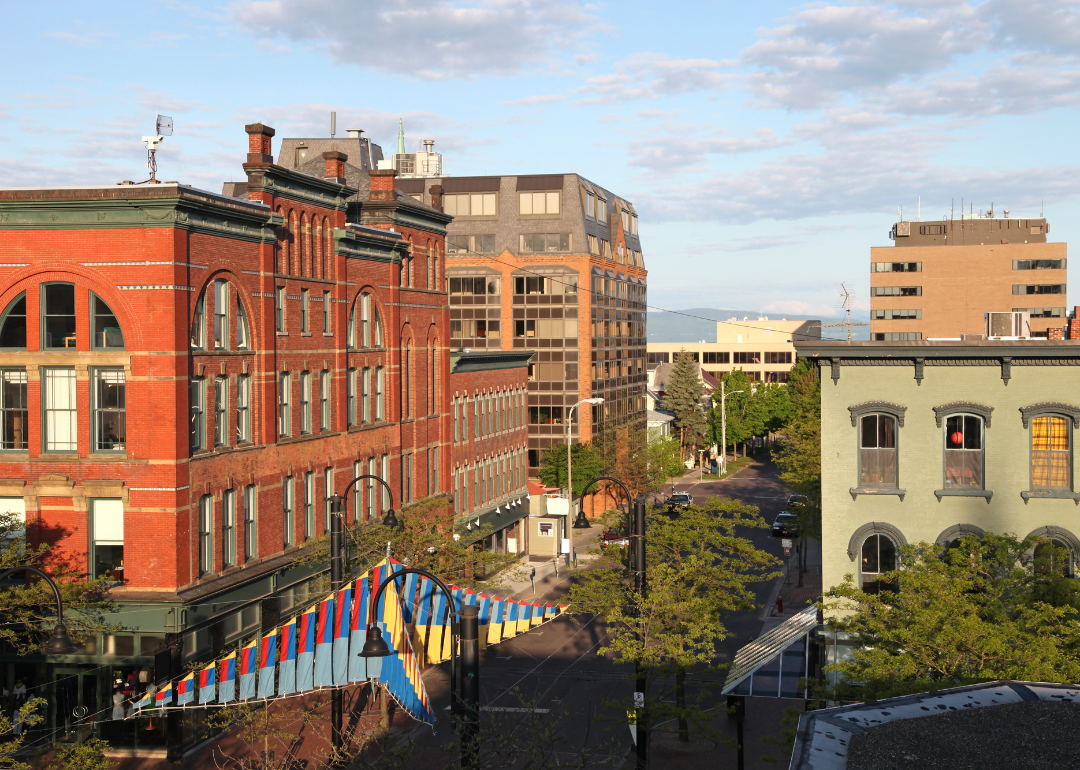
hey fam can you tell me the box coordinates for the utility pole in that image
[633,498,648,769]
[329,506,344,756]
[720,381,744,476]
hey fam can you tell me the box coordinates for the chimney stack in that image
[369,169,397,201]
[322,151,348,184]
[245,123,275,164]
[429,184,444,212]
[423,139,434,153]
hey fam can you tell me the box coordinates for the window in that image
[447,234,497,254]
[191,293,206,349]
[244,485,257,560]
[91,499,124,582]
[733,352,760,364]
[871,286,922,296]
[631,213,639,235]
[588,235,599,255]
[585,191,595,219]
[275,286,285,332]
[365,457,376,520]
[1014,307,1065,318]
[278,372,291,437]
[518,191,560,216]
[43,368,77,452]
[320,370,330,431]
[860,534,897,594]
[449,276,500,296]
[301,289,309,333]
[0,293,26,349]
[859,414,897,488]
[872,262,921,272]
[764,371,789,383]
[430,446,439,494]
[41,283,76,349]
[404,454,414,502]
[443,192,497,218]
[190,377,205,451]
[430,345,437,415]
[324,466,333,532]
[213,280,229,350]
[1032,415,1071,490]
[1013,284,1065,295]
[323,290,331,333]
[373,303,382,347]
[303,471,314,540]
[361,367,371,424]
[872,309,922,320]
[91,293,124,350]
[515,320,536,338]
[1,370,27,451]
[702,352,729,364]
[1034,539,1073,577]
[764,351,791,364]
[403,345,411,419]
[596,197,607,222]
[360,293,371,348]
[347,304,356,349]
[237,301,250,350]
[944,415,983,489]
[621,210,630,232]
[873,332,923,341]
[198,495,213,576]
[375,366,384,421]
[300,371,311,434]
[214,376,228,447]
[1014,259,1065,270]
[520,233,570,253]
[223,489,236,568]
[283,476,294,547]
[347,368,356,427]
[236,375,251,443]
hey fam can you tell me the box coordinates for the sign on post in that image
[782,538,792,557]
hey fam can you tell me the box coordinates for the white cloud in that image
[231,0,599,80]
[628,128,792,171]
[501,94,564,106]
[575,53,734,104]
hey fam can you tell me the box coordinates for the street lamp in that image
[326,473,399,754]
[0,566,77,655]
[567,397,604,528]
[363,567,478,769]
[719,381,744,476]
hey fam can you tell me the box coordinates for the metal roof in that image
[722,604,819,698]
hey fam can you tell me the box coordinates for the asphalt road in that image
[410,457,797,767]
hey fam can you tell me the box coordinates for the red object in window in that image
[950,431,964,446]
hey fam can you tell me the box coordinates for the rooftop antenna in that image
[142,113,173,184]
[808,283,868,341]
[330,111,336,139]
[918,195,921,222]
[1041,199,1044,217]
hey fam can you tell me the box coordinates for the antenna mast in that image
[807,283,869,340]
[142,113,174,184]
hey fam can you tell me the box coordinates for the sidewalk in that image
[760,536,822,635]
[495,520,601,601]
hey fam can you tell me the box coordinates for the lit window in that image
[1032,415,1071,490]
[91,499,124,582]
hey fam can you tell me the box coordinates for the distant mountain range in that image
[647,307,872,342]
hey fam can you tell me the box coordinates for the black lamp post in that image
[0,566,77,655]
[326,473,399,755]
[364,566,478,769]
[575,476,648,769]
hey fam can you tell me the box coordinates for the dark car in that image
[786,494,808,509]
[664,492,694,508]
[771,512,800,538]
[601,524,630,548]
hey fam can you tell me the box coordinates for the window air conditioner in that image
[985,312,1031,339]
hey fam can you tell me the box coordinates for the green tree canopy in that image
[662,351,707,457]
[538,441,605,497]
[822,533,1080,702]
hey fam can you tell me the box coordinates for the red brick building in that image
[448,350,533,558]
[0,123,450,754]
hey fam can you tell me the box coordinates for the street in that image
[410,456,806,768]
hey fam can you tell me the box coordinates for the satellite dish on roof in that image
[142,113,175,183]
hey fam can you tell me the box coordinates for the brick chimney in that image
[322,151,348,184]
[1068,306,1080,340]
[1049,326,1065,340]
[369,169,397,201]
[428,184,444,212]
[245,123,275,164]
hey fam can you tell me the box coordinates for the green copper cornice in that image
[333,227,406,263]
[244,166,356,211]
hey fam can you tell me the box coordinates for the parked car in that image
[786,494,808,509]
[664,492,694,508]
[771,512,800,538]
[601,524,630,548]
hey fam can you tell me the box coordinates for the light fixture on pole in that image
[568,397,604,529]
[720,381,744,476]
[0,566,77,655]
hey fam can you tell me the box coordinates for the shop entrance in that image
[52,668,98,744]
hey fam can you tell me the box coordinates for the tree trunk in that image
[676,667,689,742]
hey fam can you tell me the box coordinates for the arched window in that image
[237,299,251,350]
[191,294,206,350]
[213,279,229,350]
[277,206,289,274]
[91,293,124,350]
[861,534,897,594]
[430,341,438,416]
[289,211,299,275]
[0,293,27,350]
[859,414,897,488]
[360,293,371,348]
[944,414,983,489]
[373,302,383,347]
[324,217,332,279]
[347,304,356,349]
[300,212,309,276]
[1034,538,1073,577]
[315,219,323,279]
[1032,415,1071,491]
[41,282,76,349]
[402,342,412,419]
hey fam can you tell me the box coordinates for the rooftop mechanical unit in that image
[986,311,1031,340]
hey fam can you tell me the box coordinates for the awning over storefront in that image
[457,495,530,545]
[722,605,820,699]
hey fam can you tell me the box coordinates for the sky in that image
[2,0,1079,318]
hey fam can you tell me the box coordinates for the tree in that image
[569,498,781,744]
[537,441,605,497]
[0,511,117,654]
[589,422,686,499]
[820,533,1080,703]
[39,738,112,770]
[661,351,707,458]
[0,696,46,770]
[708,369,764,458]
[205,697,340,770]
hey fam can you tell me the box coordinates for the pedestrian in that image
[111,689,125,721]
[530,566,536,595]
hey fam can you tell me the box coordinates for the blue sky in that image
[3,0,1079,317]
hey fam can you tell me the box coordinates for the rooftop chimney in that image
[347,128,364,139]
[423,139,434,153]
[429,184,444,212]
[369,168,397,201]
[245,123,275,164]
[322,151,348,185]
